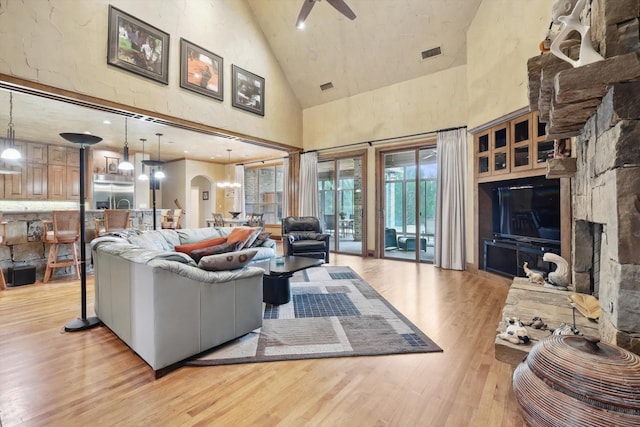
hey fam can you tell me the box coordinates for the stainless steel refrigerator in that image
[93,174,134,210]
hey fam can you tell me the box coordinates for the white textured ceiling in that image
[0,0,482,164]
[247,0,482,108]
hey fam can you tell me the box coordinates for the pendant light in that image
[117,117,134,171]
[137,138,148,181]
[217,149,241,188]
[154,133,165,179]
[1,92,21,160]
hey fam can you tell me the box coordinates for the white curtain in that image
[282,157,290,219]
[233,165,245,213]
[299,152,318,216]
[434,128,467,270]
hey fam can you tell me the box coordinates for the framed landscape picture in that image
[231,65,265,116]
[107,5,170,84]
[180,38,223,101]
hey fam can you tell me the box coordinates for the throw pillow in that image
[190,241,242,263]
[226,227,260,250]
[174,237,226,256]
[198,249,258,271]
[249,231,272,248]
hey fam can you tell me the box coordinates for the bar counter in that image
[0,209,160,284]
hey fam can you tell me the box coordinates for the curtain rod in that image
[304,125,467,154]
[237,155,289,166]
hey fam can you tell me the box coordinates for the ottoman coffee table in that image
[262,256,324,305]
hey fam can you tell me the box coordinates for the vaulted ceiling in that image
[247,0,482,108]
[0,0,482,165]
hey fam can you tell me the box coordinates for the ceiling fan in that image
[296,0,356,28]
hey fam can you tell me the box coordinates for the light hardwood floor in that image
[0,254,525,426]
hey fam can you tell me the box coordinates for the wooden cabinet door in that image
[491,124,510,175]
[48,146,67,166]
[510,113,533,172]
[4,164,26,199]
[27,143,47,164]
[48,165,67,199]
[66,167,81,198]
[475,131,491,178]
[27,163,47,199]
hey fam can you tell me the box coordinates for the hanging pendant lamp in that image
[138,138,148,181]
[154,133,165,179]
[1,92,22,160]
[217,149,241,188]
[117,117,134,171]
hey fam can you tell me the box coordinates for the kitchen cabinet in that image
[4,164,26,199]
[474,111,558,178]
[48,145,67,166]
[27,163,47,199]
[475,123,510,177]
[48,165,66,199]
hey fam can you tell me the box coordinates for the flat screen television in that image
[491,179,560,243]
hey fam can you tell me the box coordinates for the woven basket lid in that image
[513,335,640,426]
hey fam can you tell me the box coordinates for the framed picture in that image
[105,157,120,174]
[231,65,265,116]
[180,38,223,101]
[202,191,209,201]
[107,5,170,84]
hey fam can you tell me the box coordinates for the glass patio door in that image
[318,156,365,256]
[382,147,437,262]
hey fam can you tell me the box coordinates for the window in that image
[244,164,283,224]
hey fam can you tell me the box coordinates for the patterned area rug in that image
[186,266,442,366]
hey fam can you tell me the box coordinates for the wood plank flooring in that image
[0,254,525,426]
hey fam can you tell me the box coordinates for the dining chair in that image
[211,213,225,227]
[43,210,81,283]
[161,209,183,229]
[94,209,131,237]
[244,212,264,227]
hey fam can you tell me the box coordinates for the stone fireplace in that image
[527,0,640,354]
[573,83,640,353]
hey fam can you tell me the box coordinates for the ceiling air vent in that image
[421,46,442,60]
[320,82,334,91]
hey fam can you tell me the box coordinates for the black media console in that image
[484,238,560,278]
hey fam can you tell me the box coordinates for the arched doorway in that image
[189,175,213,228]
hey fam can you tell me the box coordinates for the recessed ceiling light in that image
[103,120,111,125]
[183,150,189,154]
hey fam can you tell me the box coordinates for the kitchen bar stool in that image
[43,210,81,283]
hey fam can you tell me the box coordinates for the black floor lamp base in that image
[64,316,101,332]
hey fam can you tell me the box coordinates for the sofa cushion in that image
[226,227,260,250]
[198,249,258,271]
[174,237,227,256]
[291,240,327,251]
[190,241,242,263]
[249,231,272,248]
[175,228,224,245]
[129,231,173,251]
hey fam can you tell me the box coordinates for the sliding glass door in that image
[382,147,437,262]
[318,155,365,256]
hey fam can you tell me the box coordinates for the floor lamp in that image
[59,133,102,332]
[142,133,165,230]
[142,159,164,230]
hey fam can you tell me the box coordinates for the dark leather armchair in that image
[281,216,330,263]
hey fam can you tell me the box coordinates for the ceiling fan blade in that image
[296,0,316,27]
[326,0,356,20]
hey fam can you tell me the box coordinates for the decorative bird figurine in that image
[523,262,545,285]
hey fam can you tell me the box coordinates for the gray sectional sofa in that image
[91,227,276,376]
